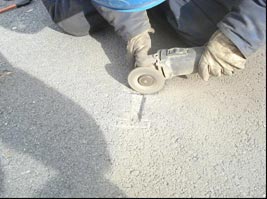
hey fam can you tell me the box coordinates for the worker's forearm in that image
[93,4,151,41]
[218,0,266,57]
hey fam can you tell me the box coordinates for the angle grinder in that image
[128,47,204,94]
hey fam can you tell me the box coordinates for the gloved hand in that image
[127,28,155,67]
[199,30,247,81]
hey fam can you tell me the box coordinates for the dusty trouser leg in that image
[163,0,236,46]
[41,0,109,36]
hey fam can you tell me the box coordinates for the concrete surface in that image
[0,0,266,198]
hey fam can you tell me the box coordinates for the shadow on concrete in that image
[0,52,126,198]
[89,28,130,87]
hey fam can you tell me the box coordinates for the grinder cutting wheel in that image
[128,47,204,94]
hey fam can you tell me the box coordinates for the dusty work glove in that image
[199,30,247,81]
[127,28,155,67]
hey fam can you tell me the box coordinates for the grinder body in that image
[128,47,204,94]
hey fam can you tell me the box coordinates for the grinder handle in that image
[156,47,204,78]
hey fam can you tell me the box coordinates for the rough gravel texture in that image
[0,0,266,198]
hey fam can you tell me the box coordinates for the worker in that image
[42,0,266,81]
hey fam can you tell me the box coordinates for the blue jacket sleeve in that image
[218,0,266,57]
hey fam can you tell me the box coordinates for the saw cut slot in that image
[161,67,166,78]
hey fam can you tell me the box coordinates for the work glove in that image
[199,30,247,81]
[127,28,155,67]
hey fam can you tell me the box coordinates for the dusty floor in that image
[0,0,266,198]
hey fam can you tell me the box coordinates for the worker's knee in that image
[41,0,108,36]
